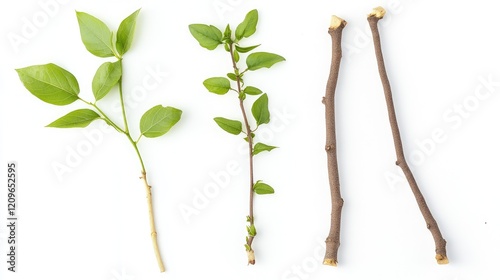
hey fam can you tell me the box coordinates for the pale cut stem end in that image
[247,250,255,265]
[368,6,386,19]
[436,254,449,265]
[323,258,338,267]
[330,15,346,30]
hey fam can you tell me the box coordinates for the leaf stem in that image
[118,59,130,133]
[79,98,125,134]
[140,169,166,272]
[117,60,165,271]
[83,58,165,271]
[367,7,448,264]
[126,134,146,172]
[230,42,256,265]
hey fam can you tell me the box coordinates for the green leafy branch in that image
[189,9,284,265]
[16,9,181,272]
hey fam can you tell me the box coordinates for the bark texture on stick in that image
[323,15,346,267]
[367,7,448,264]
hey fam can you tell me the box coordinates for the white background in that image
[1,0,500,279]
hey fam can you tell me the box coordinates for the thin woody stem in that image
[323,15,346,267]
[120,58,165,271]
[140,170,166,272]
[229,42,256,265]
[367,7,448,264]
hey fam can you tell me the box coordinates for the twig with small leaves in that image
[367,6,448,264]
[16,9,182,272]
[323,15,347,267]
[189,9,285,265]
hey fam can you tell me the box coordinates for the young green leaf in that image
[244,132,255,142]
[234,50,240,62]
[116,9,140,56]
[246,52,286,71]
[235,9,258,40]
[244,244,251,251]
[251,93,270,126]
[92,61,122,101]
[223,24,232,41]
[76,11,115,58]
[235,44,260,53]
[243,86,263,95]
[253,181,275,195]
[246,224,257,236]
[214,117,242,135]
[16,63,80,106]
[46,109,101,128]
[140,105,182,138]
[227,73,237,81]
[203,77,231,94]
[253,142,278,155]
[189,24,223,50]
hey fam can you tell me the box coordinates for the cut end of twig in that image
[329,15,346,30]
[247,250,256,265]
[368,6,386,19]
[323,258,338,266]
[436,254,449,265]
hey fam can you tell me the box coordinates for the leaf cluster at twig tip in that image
[189,9,285,265]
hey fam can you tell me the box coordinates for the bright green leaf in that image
[227,73,237,81]
[116,9,140,56]
[203,77,231,95]
[46,109,100,128]
[251,93,270,126]
[16,63,80,106]
[214,117,242,135]
[254,181,274,195]
[140,105,182,138]
[235,9,258,40]
[238,91,246,100]
[243,86,263,95]
[223,24,232,41]
[92,61,122,101]
[76,11,115,58]
[246,224,257,236]
[244,244,251,251]
[188,24,223,50]
[246,52,286,71]
[253,142,278,155]
[244,132,255,142]
[234,50,240,62]
[235,44,260,53]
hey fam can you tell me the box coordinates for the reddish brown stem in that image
[229,43,256,265]
[323,15,346,267]
[367,7,448,264]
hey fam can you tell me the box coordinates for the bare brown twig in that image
[367,6,448,264]
[323,15,347,267]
